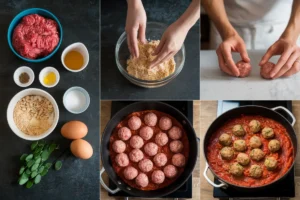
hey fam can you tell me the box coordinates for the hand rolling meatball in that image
[168,126,183,140]
[129,149,144,162]
[115,153,129,167]
[264,157,278,171]
[233,140,247,152]
[159,116,172,130]
[135,173,149,187]
[144,112,158,126]
[260,62,275,79]
[229,162,244,176]
[249,136,262,149]
[139,126,154,140]
[250,148,265,161]
[249,120,261,133]
[128,116,142,130]
[236,153,250,166]
[169,140,184,153]
[232,124,245,136]
[118,127,132,141]
[130,135,144,149]
[268,139,281,152]
[112,140,126,153]
[144,142,158,156]
[249,165,263,178]
[153,153,168,167]
[219,133,232,146]
[172,153,186,167]
[123,166,138,180]
[262,127,274,139]
[138,159,153,172]
[236,60,251,78]
[151,170,165,184]
[163,165,178,178]
[155,132,169,146]
[220,147,234,160]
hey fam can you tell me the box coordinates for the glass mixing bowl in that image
[115,22,185,88]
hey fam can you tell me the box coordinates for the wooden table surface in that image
[200,101,300,200]
[100,101,200,200]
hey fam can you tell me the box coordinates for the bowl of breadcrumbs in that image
[7,88,59,140]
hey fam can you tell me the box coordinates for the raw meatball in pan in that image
[169,140,184,153]
[164,165,178,178]
[118,127,132,141]
[172,153,186,167]
[123,166,138,180]
[115,153,129,167]
[144,142,158,156]
[112,140,126,153]
[130,135,144,149]
[129,149,144,162]
[168,126,182,140]
[139,126,154,140]
[138,159,153,172]
[155,132,169,146]
[153,153,168,167]
[128,116,142,130]
[144,112,158,126]
[151,170,165,184]
[135,173,149,187]
[159,116,172,130]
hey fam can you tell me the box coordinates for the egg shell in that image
[61,121,88,139]
[70,139,93,159]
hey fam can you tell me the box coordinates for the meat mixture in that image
[109,110,189,191]
[12,14,59,59]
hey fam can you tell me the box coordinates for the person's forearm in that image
[127,0,143,9]
[201,0,236,40]
[175,0,200,31]
[281,0,300,42]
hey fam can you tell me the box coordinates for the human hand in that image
[126,0,147,58]
[216,33,250,77]
[260,38,300,79]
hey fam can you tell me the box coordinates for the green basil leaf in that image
[55,161,62,171]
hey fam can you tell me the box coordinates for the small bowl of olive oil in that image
[39,67,60,88]
[61,42,89,72]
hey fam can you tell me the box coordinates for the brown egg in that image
[61,121,88,139]
[70,139,93,159]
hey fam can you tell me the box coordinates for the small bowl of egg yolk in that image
[39,67,60,88]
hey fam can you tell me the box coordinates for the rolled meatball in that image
[236,60,251,78]
[128,116,142,130]
[130,135,144,149]
[115,153,129,167]
[138,159,153,172]
[135,173,149,187]
[144,142,158,156]
[229,162,244,176]
[168,126,183,140]
[232,125,245,136]
[233,140,247,152]
[172,153,186,167]
[249,165,263,178]
[112,140,126,153]
[153,153,168,167]
[170,140,184,153]
[155,132,169,146]
[249,136,262,149]
[260,62,275,79]
[123,166,138,180]
[118,127,132,141]
[129,149,144,162]
[164,165,178,178]
[262,127,274,139]
[250,148,265,161]
[220,147,234,160]
[152,170,165,184]
[219,133,232,146]
[249,120,261,133]
[159,116,172,131]
[139,126,154,140]
[236,153,250,166]
[268,139,281,152]
[144,112,158,126]
[264,157,278,171]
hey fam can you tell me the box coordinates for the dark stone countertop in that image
[0,1,99,200]
[101,0,200,100]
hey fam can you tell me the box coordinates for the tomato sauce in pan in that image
[207,115,294,187]
[109,110,190,191]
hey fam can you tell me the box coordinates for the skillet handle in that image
[272,106,296,126]
[100,167,121,194]
[203,163,227,188]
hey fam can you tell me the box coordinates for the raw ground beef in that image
[12,14,59,59]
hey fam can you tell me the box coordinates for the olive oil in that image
[64,51,84,70]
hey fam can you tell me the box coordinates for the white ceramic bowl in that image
[61,42,89,72]
[7,88,59,141]
[39,66,60,88]
[13,66,35,87]
[63,86,90,114]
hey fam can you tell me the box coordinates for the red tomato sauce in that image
[207,115,294,187]
[109,110,190,191]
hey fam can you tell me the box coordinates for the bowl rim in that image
[6,88,59,141]
[7,8,63,63]
[115,21,186,84]
[39,66,60,88]
[63,86,90,114]
[13,66,35,87]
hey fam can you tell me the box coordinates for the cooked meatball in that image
[219,133,232,146]
[115,153,129,167]
[128,116,142,130]
[262,127,274,139]
[268,139,281,152]
[159,116,172,130]
[172,153,186,167]
[138,159,153,172]
[232,125,245,136]
[139,126,154,140]
[260,62,275,79]
[130,135,144,149]
[233,140,247,152]
[229,162,244,176]
[264,157,278,171]
[250,148,265,161]
[164,165,178,178]
[155,132,169,146]
[236,153,250,166]
[236,60,252,78]
[249,120,261,133]
[220,147,234,160]
[129,149,144,162]
[249,165,263,178]
[249,136,262,149]
[144,142,158,156]
[170,140,184,153]
[144,112,158,126]
[118,127,132,141]
[151,170,165,184]
[112,140,126,153]
[123,166,138,180]
[135,173,149,187]
[153,153,168,167]
[168,126,183,140]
